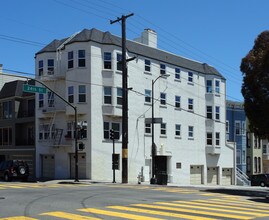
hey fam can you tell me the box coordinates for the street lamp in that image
[150,74,169,184]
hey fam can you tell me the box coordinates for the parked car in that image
[250,174,269,187]
[0,160,29,181]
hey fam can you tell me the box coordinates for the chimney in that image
[134,29,157,48]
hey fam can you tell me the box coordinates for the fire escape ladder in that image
[53,128,63,145]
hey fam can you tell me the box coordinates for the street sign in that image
[145,117,163,124]
[23,84,47,94]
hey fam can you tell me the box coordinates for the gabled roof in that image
[36,28,224,78]
[0,80,35,99]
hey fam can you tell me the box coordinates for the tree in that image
[241,31,269,139]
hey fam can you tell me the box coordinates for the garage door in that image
[42,155,55,179]
[190,165,203,185]
[70,153,86,179]
[222,168,232,185]
[207,167,218,185]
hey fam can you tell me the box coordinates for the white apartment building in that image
[35,28,235,185]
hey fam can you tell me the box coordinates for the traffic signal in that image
[110,129,114,140]
[112,154,120,170]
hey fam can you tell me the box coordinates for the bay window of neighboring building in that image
[104,52,112,69]
[215,80,220,94]
[47,59,54,75]
[215,132,220,146]
[206,106,212,119]
[0,127,12,146]
[78,85,86,103]
[145,89,151,103]
[145,123,151,134]
[215,106,220,121]
[117,88,123,106]
[104,87,112,104]
[117,53,122,71]
[207,132,212,145]
[145,59,151,72]
[78,50,86,67]
[68,86,74,103]
[68,51,74,69]
[206,80,212,93]
[103,122,120,140]
[38,60,43,76]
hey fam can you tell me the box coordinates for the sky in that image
[1,0,269,101]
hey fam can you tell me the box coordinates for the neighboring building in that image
[35,28,235,185]
[226,101,247,174]
[262,139,269,173]
[246,119,263,176]
[0,80,36,178]
[0,64,23,90]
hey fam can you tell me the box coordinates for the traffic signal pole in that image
[110,13,134,184]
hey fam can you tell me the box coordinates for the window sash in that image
[160,64,166,75]
[188,126,194,138]
[117,88,123,105]
[145,90,151,103]
[207,106,212,119]
[145,123,151,134]
[104,87,112,104]
[160,123,166,135]
[175,124,181,136]
[145,59,151,72]
[104,52,112,69]
[117,53,122,71]
[160,93,166,105]
[68,51,74,69]
[207,132,212,145]
[78,85,86,103]
[188,72,193,82]
[78,50,86,67]
[175,96,181,108]
[206,80,212,93]
[188,99,193,110]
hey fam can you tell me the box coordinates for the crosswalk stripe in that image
[108,205,217,220]
[156,201,268,217]
[78,208,164,220]
[132,203,254,220]
[0,217,37,220]
[172,200,269,214]
[40,211,100,219]
[211,198,269,206]
[1,185,25,189]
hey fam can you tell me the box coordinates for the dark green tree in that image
[241,31,269,139]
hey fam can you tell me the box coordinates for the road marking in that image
[40,211,100,219]
[0,217,37,220]
[211,198,269,206]
[132,203,254,220]
[108,205,217,220]
[0,185,25,189]
[187,199,269,212]
[79,208,164,220]
[171,201,269,215]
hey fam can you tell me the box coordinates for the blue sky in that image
[1,0,268,101]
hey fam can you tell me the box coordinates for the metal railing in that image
[236,167,251,186]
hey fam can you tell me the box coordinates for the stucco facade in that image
[35,28,234,185]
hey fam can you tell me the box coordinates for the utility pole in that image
[110,13,134,183]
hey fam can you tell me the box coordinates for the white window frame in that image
[78,50,86,67]
[160,63,166,75]
[103,121,120,140]
[117,88,123,106]
[160,123,166,136]
[145,59,151,72]
[145,89,151,103]
[235,121,241,135]
[188,126,194,139]
[175,95,181,108]
[215,106,220,121]
[68,86,74,103]
[38,60,43,76]
[116,53,122,71]
[104,52,112,69]
[215,80,220,94]
[188,72,193,83]
[175,124,181,137]
[207,132,212,145]
[68,51,74,69]
[145,123,151,134]
[206,80,212,93]
[175,68,180,80]
[160,92,166,105]
[47,59,54,75]
[215,132,220,146]
[188,98,193,111]
[78,85,86,103]
[104,87,112,105]
[206,106,212,119]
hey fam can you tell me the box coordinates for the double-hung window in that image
[145,89,151,103]
[68,51,74,69]
[78,50,86,67]
[104,87,112,104]
[160,92,166,105]
[206,80,212,93]
[145,59,151,72]
[104,122,120,140]
[206,106,212,119]
[188,126,194,138]
[78,85,86,103]
[188,98,193,111]
[175,124,181,137]
[117,53,122,71]
[215,132,220,146]
[104,52,112,69]
[39,94,44,108]
[175,95,181,108]
[160,63,166,75]
[215,106,220,120]
[160,123,166,135]
[3,101,12,119]
[235,121,241,135]
[188,72,193,83]
[47,59,54,75]
[175,68,180,80]
[117,88,123,106]
[215,80,220,94]
[68,86,74,103]
[38,60,43,76]
[207,132,213,145]
[145,123,151,134]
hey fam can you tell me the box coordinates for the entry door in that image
[42,155,55,179]
[207,167,218,185]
